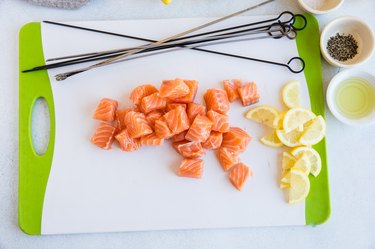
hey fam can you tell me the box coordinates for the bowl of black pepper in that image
[320,16,374,67]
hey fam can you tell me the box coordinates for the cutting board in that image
[19,14,330,235]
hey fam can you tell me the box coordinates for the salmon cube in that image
[185,115,213,143]
[216,147,240,171]
[202,131,223,150]
[237,82,260,106]
[173,80,198,103]
[91,122,117,149]
[163,105,190,135]
[93,98,118,122]
[124,111,153,138]
[228,162,252,190]
[140,92,167,114]
[165,103,186,112]
[177,158,204,178]
[154,117,174,139]
[173,140,205,158]
[146,110,164,129]
[115,108,132,131]
[129,84,158,105]
[140,133,164,146]
[223,79,242,102]
[172,131,188,142]
[159,78,189,100]
[187,102,206,123]
[115,129,140,152]
[204,88,230,114]
[221,127,251,153]
[207,110,230,133]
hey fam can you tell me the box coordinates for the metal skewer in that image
[24,28,299,72]
[53,0,276,81]
[23,24,297,73]
[79,40,305,74]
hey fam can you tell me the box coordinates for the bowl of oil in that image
[327,69,375,126]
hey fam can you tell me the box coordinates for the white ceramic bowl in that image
[298,0,344,15]
[320,16,375,67]
[327,69,375,126]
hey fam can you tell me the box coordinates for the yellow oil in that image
[335,77,375,119]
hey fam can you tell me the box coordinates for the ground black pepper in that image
[327,33,358,62]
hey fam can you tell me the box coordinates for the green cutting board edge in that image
[18,15,330,235]
[18,22,55,235]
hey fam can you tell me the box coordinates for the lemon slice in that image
[291,146,322,177]
[245,105,280,128]
[280,182,290,189]
[289,169,310,204]
[277,111,287,129]
[282,80,301,108]
[291,153,311,175]
[283,108,316,132]
[300,115,326,146]
[282,152,296,170]
[280,170,291,184]
[162,0,172,4]
[260,130,283,148]
[276,128,303,147]
[280,170,291,188]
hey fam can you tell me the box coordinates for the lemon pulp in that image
[335,78,375,119]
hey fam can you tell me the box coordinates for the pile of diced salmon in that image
[91,78,260,190]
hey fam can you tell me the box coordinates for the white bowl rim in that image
[298,0,344,14]
[326,69,375,126]
[320,16,375,68]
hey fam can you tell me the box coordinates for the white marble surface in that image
[0,0,375,248]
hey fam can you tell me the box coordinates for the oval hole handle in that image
[31,97,50,156]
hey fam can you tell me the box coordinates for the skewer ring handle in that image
[286,57,305,73]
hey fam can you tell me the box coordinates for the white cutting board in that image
[40,16,310,234]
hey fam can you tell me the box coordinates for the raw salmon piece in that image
[222,127,251,153]
[140,92,167,114]
[115,108,132,131]
[207,110,230,133]
[172,140,188,151]
[204,88,230,114]
[146,110,164,129]
[185,114,213,142]
[140,133,164,146]
[93,98,118,122]
[166,103,186,112]
[173,80,198,103]
[173,140,205,158]
[202,131,223,150]
[178,158,203,178]
[187,102,206,123]
[129,84,158,106]
[91,122,117,149]
[124,111,153,138]
[216,147,240,171]
[172,131,188,142]
[154,117,174,139]
[237,82,260,106]
[228,162,252,190]
[159,78,189,100]
[163,105,190,134]
[115,129,140,152]
[223,79,242,102]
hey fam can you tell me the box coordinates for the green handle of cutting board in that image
[19,22,55,235]
[296,14,331,225]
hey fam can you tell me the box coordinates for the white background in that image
[0,0,374,248]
